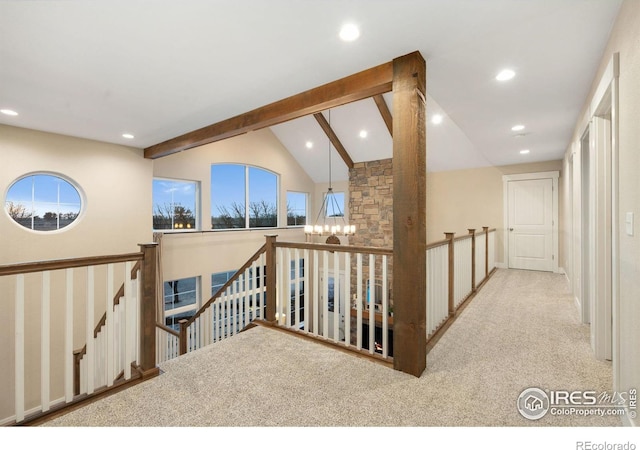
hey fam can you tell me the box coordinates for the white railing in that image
[77,263,141,396]
[160,228,499,368]
[454,236,473,308]
[0,248,154,425]
[156,324,180,364]
[274,242,394,359]
[475,233,486,288]
[169,246,267,358]
[426,241,449,337]
[488,229,496,273]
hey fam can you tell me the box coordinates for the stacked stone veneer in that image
[348,158,393,311]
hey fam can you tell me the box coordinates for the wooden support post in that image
[179,319,188,355]
[445,233,455,316]
[468,229,476,293]
[139,243,159,376]
[483,226,489,280]
[392,51,427,378]
[265,235,278,322]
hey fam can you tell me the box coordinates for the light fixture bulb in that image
[1,109,18,116]
[305,141,313,149]
[431,114,443,125]
[339,23,360,42]
[496,69,516,81]
[520,149,530,155]
[122,133,134,139]
[359,130,368,138]
[511,124,525,131]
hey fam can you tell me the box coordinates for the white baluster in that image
[41,271,51,412]
[15,274,25,422]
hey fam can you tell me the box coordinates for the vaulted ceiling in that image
[0,1,622,183]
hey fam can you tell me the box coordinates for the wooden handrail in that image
[156,322,180,338]
[0,252,144,277]
[453,234,473,243]
[426,238,450,250]
[275,241,393,256]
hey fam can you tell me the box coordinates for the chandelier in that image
[304,110,355,241]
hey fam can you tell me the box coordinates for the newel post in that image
[265,235,278,322]
[445,233,456,316]
[179,319,188,355]
[139,243,158,376]
[483,226,489,280]
[468,229,476,293]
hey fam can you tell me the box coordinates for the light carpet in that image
[42,269,620,427]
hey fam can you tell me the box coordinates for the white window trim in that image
[152,177,200,232]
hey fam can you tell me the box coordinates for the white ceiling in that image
[0,0,622,182]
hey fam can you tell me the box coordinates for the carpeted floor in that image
[42,269,620,427]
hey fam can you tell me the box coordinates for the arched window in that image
[5,173,82,231]
[211,164,278,229]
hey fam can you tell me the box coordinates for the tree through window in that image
[211,164,278,229]
[5,173,82,231]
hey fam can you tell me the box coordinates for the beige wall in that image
[153,128,316,295]
[0,124,153,422]
[0,124,153,263]
[562,0,640,417]
[427,160,563,266]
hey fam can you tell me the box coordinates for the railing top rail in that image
[453,234,473,243]
[275,241,393,256]
[0,252,145,277]
[426,238,450,250]
[156,322,180,338]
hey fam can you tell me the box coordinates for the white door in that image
[508,178,554,271]
[321,272,345,341]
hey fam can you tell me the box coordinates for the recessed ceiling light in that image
[359,130,368,138]
[305,141,313,149]
[431,114,443,125]
[511,124,525,131]
[496,69,516,81]
[339,23,360,42]
[1,109,18,116]
[520,149,530,155]
[122,133,134,139]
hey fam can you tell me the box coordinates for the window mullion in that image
[245,166,250,229]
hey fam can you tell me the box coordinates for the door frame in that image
[502,171,560,273]
[588,53,619,366]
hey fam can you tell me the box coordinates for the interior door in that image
[508,178,554,271]
[321,272,345,341]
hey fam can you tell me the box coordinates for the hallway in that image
[42,269,619,427]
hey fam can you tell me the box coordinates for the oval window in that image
[5,174,82,232]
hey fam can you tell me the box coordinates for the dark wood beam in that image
[313,113,354,169]
[373,94,393,136]
[144,61,393,159]
[391,51,427,378]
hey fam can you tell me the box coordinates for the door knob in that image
[509,228,514,231]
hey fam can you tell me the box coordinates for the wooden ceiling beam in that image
[313,113,354,169]
[373,94,393,137]
[144,61,393,159]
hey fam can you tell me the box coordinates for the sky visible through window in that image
[6,174,81,217]
[152,179,197,230]
[211,164,278,229]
